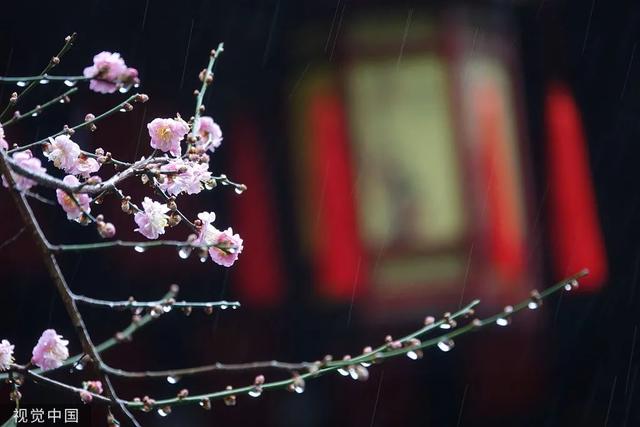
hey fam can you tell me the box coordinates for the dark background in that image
[1,1,640,426]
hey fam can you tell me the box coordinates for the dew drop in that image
[16,81,26,87]
[294,384,305,394]
[119,108,127,113]
[157,408,169,417]
[39,79,49,85]
[349,368,358,380]
[178,246,192,259]
[134,245,146,253]
[31,112,38,117]
[166,375,180,384]
[496,317,510,327]
[231,305,238,310]
[437,339,455,352]
[220,304,228,310]
[59,98,65,104]
[63,79,77,87]
[163,305,172,313]
[248,387,262,398]
[407,351,420,360]
[234,186,244,195]
[527,301,539,310]
[119,86,129,94]
[361,362,371,367]
[199,255,207,263]
[337,368,349,377]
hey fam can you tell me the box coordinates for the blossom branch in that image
[118,271,586,411]
[1,87,78,127]
[0,288,179,382]
[190,43,224,137]
[46,239,228,254]
[0,153,141,426]
[0,33,77,121]
[71,293,241,311]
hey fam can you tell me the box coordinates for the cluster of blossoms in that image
[83,52,139,94]
[0,330,69,372]
[1,46,243,268]
[44,135,100,177]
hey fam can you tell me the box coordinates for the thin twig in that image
[7,93,142,154]
[0,33,77,121]
[1,87,78,127]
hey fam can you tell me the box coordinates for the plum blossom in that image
[44,135,81,172]
[2,150,46,191]
[158,159,212,196]
[0,339,14,371]
[207,227,243,267]
[0,124,8,150]
[83,380,103,394]
[134,197,170,239]
[56,175,92,221]
[31,329,69,371]
[69,155,100,178]
[147,117,189,157]
[195,212,243,267]
[83,52,128,94]
[196,116,223,152]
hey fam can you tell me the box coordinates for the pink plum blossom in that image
[208,227,243,267]
[56,175,92,221]
[0,124,8,150]
[2,150,46,191]
[134,197,170,239]
[69,156,100,178]
[0,339,14,371]
[83,52,128,94]
[79,390,93,404]
[195,212,243,267]
[44,135,81,172]
[147,117,189,157]
[196,116,223,152]
[158,159,212,196]
[31,329,69,371]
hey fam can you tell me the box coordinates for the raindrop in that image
[59,99,65,104]
[31,112,38,117]
[63,79,77,87]
[248,387,262,398]
[134,83,140,88]
[163,305,172,313]
[234,186,244,195]
[293,383,305,394]
[439,320,456,330]
[119,108,127,113]
[178,246,192,259]
[496,317,510,327]
[231,305,238,310]
[349,368,358,380]
[361,362,371,367]
[16,81,26,87]
[337,367,349,376]
[134,245,146,253]
[74,360,85,371]
[407,350,420,360]
[166,375,180,384]
[39,79,49,85]
[527,301,539,310]
[119,86,130,94]
[157,407,169,417]
[204,180,216,190]
[220,304,228,310]
[199,255,207,263]
[437,339,455,352]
